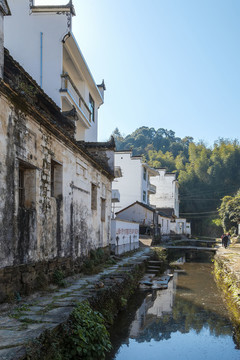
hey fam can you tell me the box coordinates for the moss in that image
[214,257,240,347]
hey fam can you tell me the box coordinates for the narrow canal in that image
[107,253,240,360]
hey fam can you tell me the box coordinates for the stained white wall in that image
[0,92,112,268]
[111,219,139,255]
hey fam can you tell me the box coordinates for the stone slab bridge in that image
[163,239,219,252]
[163,245,219,252]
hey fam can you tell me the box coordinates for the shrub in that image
[63,301,112,359]
[53,270,66,287]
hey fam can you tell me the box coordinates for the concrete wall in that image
[150,169,180,217]
[111,219,139,255]
[0,93,112,271]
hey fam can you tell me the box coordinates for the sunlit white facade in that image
[5,0,104,141]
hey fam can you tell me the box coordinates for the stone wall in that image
[0,248,111,302]
[0,50,114,302]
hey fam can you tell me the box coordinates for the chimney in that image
[97,79,106,102]
[0,1,11,79]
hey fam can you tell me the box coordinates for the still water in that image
[107,256,240,360]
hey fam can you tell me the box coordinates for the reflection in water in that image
[107,258,240,360]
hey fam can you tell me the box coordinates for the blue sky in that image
[36,1,240,145]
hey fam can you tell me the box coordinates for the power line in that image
[179,185,240,198]
[180,211,218,215]
[180,198,220,201]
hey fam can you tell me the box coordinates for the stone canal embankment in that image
[214,239,240,344]
[0,247,158,360]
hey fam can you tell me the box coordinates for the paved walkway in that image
[215,240,240,280]
[0,248,152,360]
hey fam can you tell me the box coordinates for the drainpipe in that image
[0,14,4,79]
[40,32,43,88]
[0,6,11,79]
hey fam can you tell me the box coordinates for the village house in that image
[5,0,104,142]
[149,168,191,236]
[115,202,172,237]
[0,1,115,302]
[113,150,158,214]
[149,168,179,217]
[113,163,191,238]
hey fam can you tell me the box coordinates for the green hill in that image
[112,127,240,236]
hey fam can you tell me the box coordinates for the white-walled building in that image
[0,0,10,77]
[115,202,171,236]
[149,168,180,217]
[113,151,158,214]
[5,0,104,141]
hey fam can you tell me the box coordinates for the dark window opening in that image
[18,161,36,208]
[89,93,95,122]
[143,167,147,180]
[91,183,97,210]
[51,160,63,198]
[143,190,146,203]
[19,168,25,207]
[101,198,106,222]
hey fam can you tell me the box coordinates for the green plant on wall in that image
[63,301,112,359]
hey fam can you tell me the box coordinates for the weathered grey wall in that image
[0,91,113,300]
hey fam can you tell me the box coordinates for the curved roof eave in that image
[64,32,104,105]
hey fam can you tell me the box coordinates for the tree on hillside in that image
[111,126,240,236]
[111,126,193,158]
[218,192,240,233]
